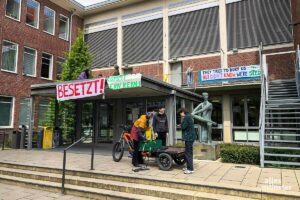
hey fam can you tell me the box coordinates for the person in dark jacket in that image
[178,108,196,174]
[152,106,169,147]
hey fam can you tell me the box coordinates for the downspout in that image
[69,9,76,50]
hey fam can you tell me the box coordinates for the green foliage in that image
[61,29,92,81]
[39,99,55,127]
[59,29,92,143]
[220,144,260,165]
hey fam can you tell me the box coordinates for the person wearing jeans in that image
[179,108,196,174]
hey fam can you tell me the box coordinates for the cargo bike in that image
[112,125,185,171]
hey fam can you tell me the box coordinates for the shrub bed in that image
[220,143,260,165]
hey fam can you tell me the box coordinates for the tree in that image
[40,30,92,143]
[59,29,92,143]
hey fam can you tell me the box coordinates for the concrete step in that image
[0,174,169,200]
[0,167,257,200]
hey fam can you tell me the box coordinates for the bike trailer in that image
[139,139,162,152]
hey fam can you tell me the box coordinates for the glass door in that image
[231,95,260,142]
[97,103,113,143]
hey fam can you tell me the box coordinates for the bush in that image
[220,144,260,165]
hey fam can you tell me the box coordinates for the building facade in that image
[1,0,299,146]
[0,0,83,131]
[82,0,299,144]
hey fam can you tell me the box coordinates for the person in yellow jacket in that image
[131,114,149,167]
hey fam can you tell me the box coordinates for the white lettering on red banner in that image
[56,78,105,101]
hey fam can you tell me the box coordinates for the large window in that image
[23,47,36,76]
[232,95,260,142]
[59,15,69,40]
[211,96,223,141]
[19,98,30,127]
[26,0,40,28]
[0,96,14,127]
[44,7,55,35]
[5,0,21,21]
[41,53,53,79]
[1,41,18,73]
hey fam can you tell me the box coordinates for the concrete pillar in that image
[163,0,170,82]
[117,16,124,74]
[219,0,228,68]
[166,94,176,145]
[223,94,232,143]
[27,96,35,149]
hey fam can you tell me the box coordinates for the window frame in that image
[231,94,260,143]
[5,0,22,22]
[19,97,30,128]
[23,46,37,77]
[56,57,65,80]
[43,6,56,35]
[25,0,40,29]
[59,14,69,41]
[0,95,15,128]
[1,40,19,74]
[41,52,53,80]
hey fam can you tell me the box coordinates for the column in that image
[166,94,176,145]
[223,94,232,143]
[117,16,123,74]
[163,0,170,82]
[219,0,228,68]
[27,96,35,149]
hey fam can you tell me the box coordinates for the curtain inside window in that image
[2,42,17,72]
[23,48,36,75]
[44,8,55,33]
[6,0,20,20]
[59,16,68,39]
[19,98,30,127]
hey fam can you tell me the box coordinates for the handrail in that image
[295,45,300,97]
[1,131,6,150]
[61,136,94,194]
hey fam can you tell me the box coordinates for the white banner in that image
[56,78,105,101]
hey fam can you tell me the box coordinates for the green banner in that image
[107,74,142,90]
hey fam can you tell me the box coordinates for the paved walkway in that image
[0,182,91,200]
[0,149,299,193]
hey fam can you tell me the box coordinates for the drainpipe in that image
[69,9,76,50]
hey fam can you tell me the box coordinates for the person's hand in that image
[166,133,169,136]
[154,133,158,138]
[177,124,181,128]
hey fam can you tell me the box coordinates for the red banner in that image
[56,78,105,101]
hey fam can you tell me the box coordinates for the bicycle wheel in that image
[112,141,124,162]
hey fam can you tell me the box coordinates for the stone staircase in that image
[0,161,291,200]
[263,79,300,166]
[1,161,300,200]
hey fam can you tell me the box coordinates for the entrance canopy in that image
[27,75,202,148]
[31,75,202,102]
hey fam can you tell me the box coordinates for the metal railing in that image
[295,45,300,97]
[259,42,267,168]
[0,131,6,150]
[61,136,95,194]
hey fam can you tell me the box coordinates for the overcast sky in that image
[75,0,107,6]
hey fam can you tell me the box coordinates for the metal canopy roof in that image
[31,75,202,102]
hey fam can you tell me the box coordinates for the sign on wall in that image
[199,65,261,83]
[107,73,142,90]
[56,78,106,101]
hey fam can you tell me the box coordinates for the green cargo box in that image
[139,140,162,152]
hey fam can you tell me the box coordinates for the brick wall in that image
[92,64,164,81]
[0,0,83,130]
[182,56,221,85]
[132,64,163,80]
